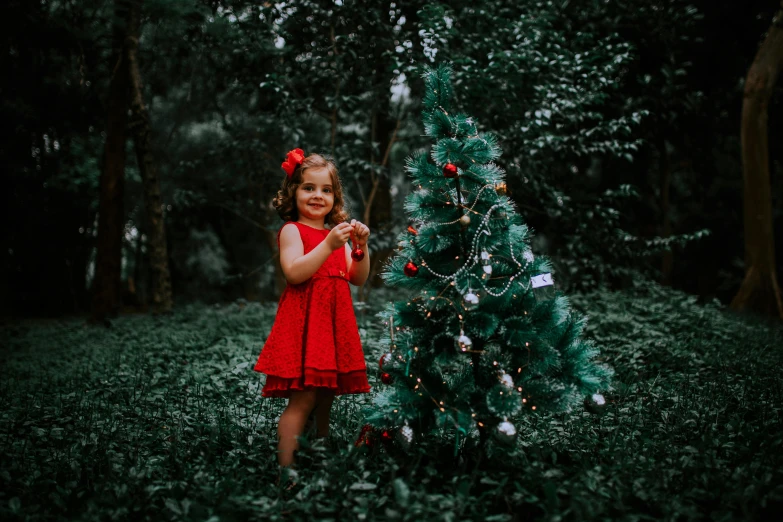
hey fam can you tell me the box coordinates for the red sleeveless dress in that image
[254,221,371,398]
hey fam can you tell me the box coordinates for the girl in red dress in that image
[254,149,371,471]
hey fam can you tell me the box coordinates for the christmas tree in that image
[361,65,614,452]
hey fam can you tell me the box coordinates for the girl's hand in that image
[326,222,354,251]
[350,219,370,246]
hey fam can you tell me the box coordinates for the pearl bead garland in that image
[420,204,533,298]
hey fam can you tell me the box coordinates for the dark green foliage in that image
[1,284,782,520]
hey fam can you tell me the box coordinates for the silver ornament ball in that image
[463,292,480,311]
[584,393,608,415]
[398,423,414,450]
[495,418,517,444]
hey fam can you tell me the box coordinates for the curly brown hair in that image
[272,153,349,227]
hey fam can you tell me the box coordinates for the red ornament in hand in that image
[443,162,458,178]
[381,372,393,385]
[404,261,419,277]
[351,246,365,262]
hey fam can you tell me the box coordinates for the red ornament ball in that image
[351,247,365,262]
[381,430,394,442]
[381,372,393,385]
[443,163,458,178]
[404,261,419,277]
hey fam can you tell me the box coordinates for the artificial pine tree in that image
[362,65,613,453]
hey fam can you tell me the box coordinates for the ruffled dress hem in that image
[261,368,371,398]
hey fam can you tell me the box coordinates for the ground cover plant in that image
[1,281,782,521]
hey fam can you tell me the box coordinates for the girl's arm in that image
[280,222,353,284]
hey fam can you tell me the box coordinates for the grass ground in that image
[1,280,782,521]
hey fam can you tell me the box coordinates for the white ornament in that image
[479,251,492,276]
[463,292,479,311]
[499,371,514,388]
[523,250,535,263]
[456,331,473,351]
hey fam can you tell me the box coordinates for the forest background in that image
[2,0,783,319]
[4,1,783,519]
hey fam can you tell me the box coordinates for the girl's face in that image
[296,167,335,223]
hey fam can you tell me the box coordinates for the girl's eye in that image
[324,188,332,193]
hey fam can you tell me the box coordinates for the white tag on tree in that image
[530,273,553,288]
[530,272,555,301]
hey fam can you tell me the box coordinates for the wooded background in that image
[3,0,782,319]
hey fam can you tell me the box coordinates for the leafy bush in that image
[1,283,781,520]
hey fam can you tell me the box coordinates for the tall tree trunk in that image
[731,3,783,318]
[363,110,399,293]
[659,138,673,286]
[91,0,131,322]
[126,0,173,313]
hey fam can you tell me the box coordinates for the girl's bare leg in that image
[314,388,336,438]
[277,390,317,467]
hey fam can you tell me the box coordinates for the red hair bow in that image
[281,148,305,177]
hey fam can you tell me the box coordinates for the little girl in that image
[254,149,372,472]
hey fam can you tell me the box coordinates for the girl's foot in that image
[277,467,298,490]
